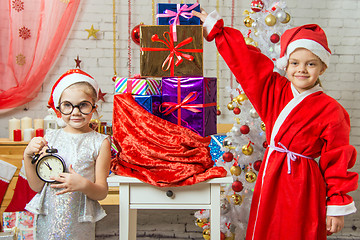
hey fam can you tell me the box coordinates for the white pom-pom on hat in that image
[275,24,331,71]
[47,69,99,127]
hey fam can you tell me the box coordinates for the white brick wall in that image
[1,0,360,238]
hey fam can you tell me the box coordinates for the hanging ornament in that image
[233,107,241,115]
[222,152,234,162]
[265,13,277,26]
[223,138,233,148]
[251,0,264,12]
[236,93,248,103]
[217,109,222,116]
[276,10,287,22]
[74,55,82,68]
[227,102,235,110]
[245,170,257,183]
[263,141,268,148]
[261,122,266,131]
[220,198,231,215]
[131,23,143,45]
[281,12,291,24]
[242,142,254,155]
[231,193,243,205]
[244,16,254,28]
[253,160,262,171]
[232,180,244,192]
[244,37,254,46]
[85,25,100,39]
[250,108,259,118]
[240,125,250,134]
[98,89,107,102]
[203,229,211,240]
[221,232,226,240]
[270,33,280,44]
[196,218,208,228]
[225,233,236,240]
[230,165,242,176]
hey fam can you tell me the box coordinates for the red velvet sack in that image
[110,93,227,187]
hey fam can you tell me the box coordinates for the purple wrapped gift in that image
[161,77,217,137]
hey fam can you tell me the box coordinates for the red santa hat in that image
[276,24,331,70]
[48,69,99,127]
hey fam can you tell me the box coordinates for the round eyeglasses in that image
[56,101,96,115]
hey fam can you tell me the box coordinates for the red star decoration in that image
[98,89,107,102]
[74,55,81,68]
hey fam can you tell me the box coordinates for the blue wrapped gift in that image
[157,3,201,26]
[134,95,162,117]
[209,135,226,161]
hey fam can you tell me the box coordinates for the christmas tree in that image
[194,1,292,239]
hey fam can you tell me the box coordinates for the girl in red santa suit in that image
[193,9,358,240]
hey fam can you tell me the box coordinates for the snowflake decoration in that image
[19,26,31,40]
[16,54,26,66]
[12,0,24,12]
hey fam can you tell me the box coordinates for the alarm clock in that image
[32,147,66,183]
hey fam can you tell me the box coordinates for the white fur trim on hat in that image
[275,39,331,71]
[52,73,99,107]
[286,39,331,66]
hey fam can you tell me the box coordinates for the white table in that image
[107,175,233,240]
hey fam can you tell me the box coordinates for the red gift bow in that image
[140,31,203,76]
[160,91,216,126]
[156,3,199,42]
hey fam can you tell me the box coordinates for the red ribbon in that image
[140,30,203,76]
[160,78,216,126]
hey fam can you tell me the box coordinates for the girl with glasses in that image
[23,69,111,240]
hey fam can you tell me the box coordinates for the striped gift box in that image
[114,77,161,95]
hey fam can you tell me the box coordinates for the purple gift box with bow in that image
[157,3,201,26]
[161,77,217,137]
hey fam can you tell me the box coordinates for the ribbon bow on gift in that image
[141,32,202,76]
[157,3,199,42]
[160,91,202,116]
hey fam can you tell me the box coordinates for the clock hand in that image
[44,161,52,171]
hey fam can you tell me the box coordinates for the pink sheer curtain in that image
[0,0,81,109]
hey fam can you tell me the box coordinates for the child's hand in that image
[50,164,86,195]
[192,8,208,23]
[24,137,47,159]
[326,215,344,235]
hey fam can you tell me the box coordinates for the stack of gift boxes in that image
[114,2,217,137]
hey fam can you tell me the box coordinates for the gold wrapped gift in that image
[140,25,203,77]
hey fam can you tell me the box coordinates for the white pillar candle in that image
[8,118,20,140]
[23,128,35,142]
[21,117,32,131]
[33,119,44,130]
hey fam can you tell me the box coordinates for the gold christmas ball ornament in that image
[230,165,242,176]
[244,16,254,27]
[203,229,211,240]
[265,13,277,26]
[244,37,254,45]
[231,193,243,205]
[227,102,235,110]
[236,93,248,103]
[281,12,291,24]
[245,170,257,183]
[261,122,266,131]
[196,218,208,228]
[242,144,254,155]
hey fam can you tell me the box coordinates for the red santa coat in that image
[204,11,358,240]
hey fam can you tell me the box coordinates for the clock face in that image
[36,154,66,183]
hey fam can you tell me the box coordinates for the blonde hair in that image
[60,82,98,104]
